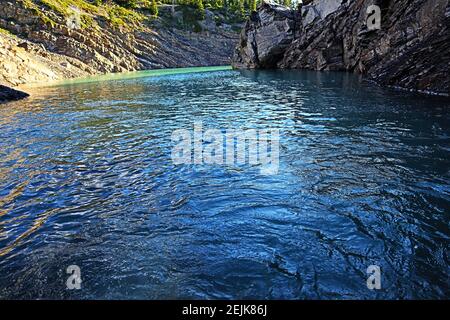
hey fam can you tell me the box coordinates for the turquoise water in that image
[0,68,449,299]
[26,65,232,88]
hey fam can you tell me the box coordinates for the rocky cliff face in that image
[232,3,301,68]
[0,1,241,87]
[232,0,450,96]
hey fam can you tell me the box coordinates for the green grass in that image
[22,0,57,27]
[106,4,146,29]
[40,0,99,16]
[40,0,103,29]
[19,0,145,30]
[0,27,12,35]
[19,1,243,32]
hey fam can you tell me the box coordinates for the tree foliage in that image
[147,0,158,16]
[113,0,137,9]
[110,0,270,22]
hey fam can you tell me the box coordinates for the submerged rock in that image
[232,0,450,96]
[0,85,29,103]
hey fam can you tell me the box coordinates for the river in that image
[0,67,448,299]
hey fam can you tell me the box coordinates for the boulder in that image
[0,85,29,103]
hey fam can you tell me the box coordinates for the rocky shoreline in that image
[232,1,450,96]
[2,0,449,103]
[0,1,242,95]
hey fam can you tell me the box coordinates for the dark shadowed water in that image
[0,68,449,299]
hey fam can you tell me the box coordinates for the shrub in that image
[113,0,137,9]
[148,0,158,16]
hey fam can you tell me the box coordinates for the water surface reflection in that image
[0,69,449,299]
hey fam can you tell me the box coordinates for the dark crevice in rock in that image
[232,2,301,69]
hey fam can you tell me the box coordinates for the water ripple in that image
[0,69,449,299]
